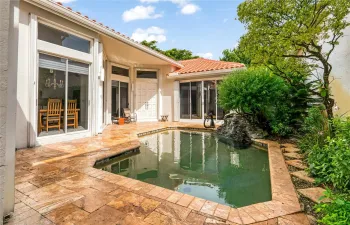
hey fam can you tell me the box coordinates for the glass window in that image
[204,81,216,118]
[111,81,119,117]
[111,81,129,118]
[112,66,129,77]
[180,83,190,119]
[191,82,202,119]
[37,54,89,137]
[38,23,90,53]
[67,60,89,132]
[137,71,157,79]
[217,80,226,120]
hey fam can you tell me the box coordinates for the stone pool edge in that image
[87,129,302,224]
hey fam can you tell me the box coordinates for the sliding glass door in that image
[111,81,129,118]
[191,82,202,119]
[180,83,190,119]
[204,81,216,118]
[180,80,225,120]
[37,53,89,137]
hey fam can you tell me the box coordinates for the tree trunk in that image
[325,97,334,119]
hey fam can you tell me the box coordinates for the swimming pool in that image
[96,130,271,207]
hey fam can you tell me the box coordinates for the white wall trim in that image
[37,40,93,64]
[28,13,38,147]
[36,130,91,146]
[91,38,99,135]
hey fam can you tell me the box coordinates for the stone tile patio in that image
[7,122,309,225]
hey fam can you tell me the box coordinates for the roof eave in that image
[25,0,184,68]
[167,67,245,79]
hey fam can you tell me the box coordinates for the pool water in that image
[97,130,271,207]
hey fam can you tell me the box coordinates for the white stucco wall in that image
[16,2,99,148]
[1,0,19,221]
[0,0,11,220]
[329,20,350,116]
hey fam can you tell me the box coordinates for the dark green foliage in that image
[306,117,350,191]
[315,189,350,225]
[140,40,199,61]
[220,47,251,66]
[237,0,350,118]
[298,105,329,154]
[218,68,293,136]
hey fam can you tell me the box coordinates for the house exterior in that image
[14,0,245,149]
[329,17,350,116]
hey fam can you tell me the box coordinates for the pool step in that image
[291,171,315,184]
[298,187,330,203]
[286,160,307,170]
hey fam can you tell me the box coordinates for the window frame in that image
[37,53,91,136]
[38,19,93,53]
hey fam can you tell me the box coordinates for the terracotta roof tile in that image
[173,58,244,75]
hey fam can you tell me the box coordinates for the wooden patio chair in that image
[45,99,62,132]
[123,108,137,123]
[67,100,78,128]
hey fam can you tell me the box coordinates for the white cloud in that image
[54,0,76,3]
[140,0,160,3]
[181,3,200,14]
[139,0,200,15]
[196,52,213,59]
[131,26,167,43]
[170,0,188,6]
[122,6,162,22]
[223,18,228,23]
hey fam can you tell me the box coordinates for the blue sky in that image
[60,0,246,60]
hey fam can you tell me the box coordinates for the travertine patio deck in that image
[8,122,309,225]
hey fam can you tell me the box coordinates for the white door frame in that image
[134,69,159,121]
[109,63,131,119]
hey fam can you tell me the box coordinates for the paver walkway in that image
[7,122,309,225]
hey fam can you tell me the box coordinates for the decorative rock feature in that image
[291,171,315,184]
[216,113,267,146]
[298,188,330,203]
[286,160,307,170]
[284,152,303,159]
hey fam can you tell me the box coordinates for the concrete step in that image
[291,171,315,184]
[284,152,304,159]
[284,147,301,153]
[282,143,297,148]
[286,160,307,170]
[298,187,330,203]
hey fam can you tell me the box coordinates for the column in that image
[0,0,19,221]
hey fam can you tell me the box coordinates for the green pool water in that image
[98,130,271,207]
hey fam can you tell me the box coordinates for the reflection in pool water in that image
[98,130,271,207]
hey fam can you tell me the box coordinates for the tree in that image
[140,40,162,52]
[140,40,199,61]
[163,48,199,61]
[220,46,251,66]
[218,68,293,136]
[237,0,350,119]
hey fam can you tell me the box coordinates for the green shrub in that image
[217,67,293,136]
[298,105,329,154]
[315,189,350,225]
[307,118,350,190]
